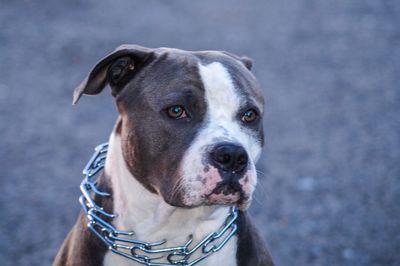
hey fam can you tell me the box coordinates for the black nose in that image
[210,143,248,173]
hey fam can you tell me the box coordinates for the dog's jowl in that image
[53,45,274,266]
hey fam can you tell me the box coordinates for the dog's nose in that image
[210,143,248,173]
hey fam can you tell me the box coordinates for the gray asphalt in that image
[1,0,399,265]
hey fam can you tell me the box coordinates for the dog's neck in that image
[104,130,231,245]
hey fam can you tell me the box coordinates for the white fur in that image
[180,62,261,206]
[103,133,238,266]
[198,62,262,160]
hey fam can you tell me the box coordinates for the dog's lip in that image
[209,180,243,196]
[205,181,249,207]
[205,193,250,210]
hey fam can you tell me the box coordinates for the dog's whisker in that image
[256,169,267,179]
[169,176,185,201]
[252,179,268,207]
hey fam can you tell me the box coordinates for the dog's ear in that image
[221,51,253,71]
[240,56,253,70]
[73,44,153,105]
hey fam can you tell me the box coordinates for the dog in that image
[53,45,274,266]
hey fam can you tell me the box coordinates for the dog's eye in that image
[166,105,187,119]
[241,109,258,123]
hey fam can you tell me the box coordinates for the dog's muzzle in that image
[199,142,252,207]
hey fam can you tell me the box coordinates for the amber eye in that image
[242,109,258,123]
[166,105,187,119]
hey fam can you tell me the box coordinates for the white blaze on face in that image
[180,62,262,207]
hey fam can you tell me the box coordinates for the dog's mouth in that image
[165,164,256,210]
[205,180,249,209]
[211,180,243,195]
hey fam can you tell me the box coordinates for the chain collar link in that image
[79,143,238,266]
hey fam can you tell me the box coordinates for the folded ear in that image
[240,56,253,70]
[72,44,153,104]
[221,51,253,70]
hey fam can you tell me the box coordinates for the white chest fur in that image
[102,133,237,266]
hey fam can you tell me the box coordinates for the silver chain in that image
[79,143,238,266]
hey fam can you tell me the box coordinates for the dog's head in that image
[74,45,264,210]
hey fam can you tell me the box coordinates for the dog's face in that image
[74,45,264,210]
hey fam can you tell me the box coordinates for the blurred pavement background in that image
[0,0,399,265]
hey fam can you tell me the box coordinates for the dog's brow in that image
[156,91,198,105]
[239,98,263,113]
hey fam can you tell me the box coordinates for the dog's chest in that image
[102,211,238,266]
[102,237,237,266]
[101,204,239,266]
